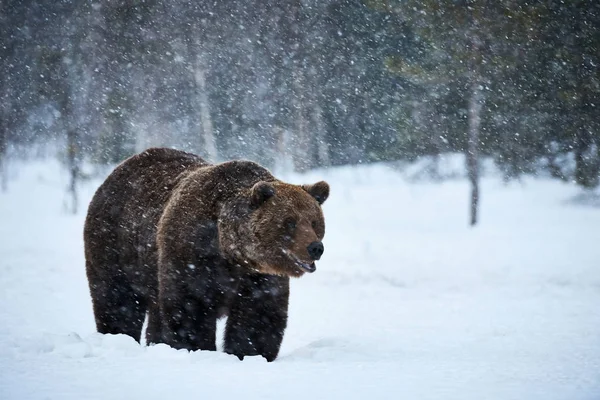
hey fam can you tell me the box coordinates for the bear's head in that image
[219,180,329,277]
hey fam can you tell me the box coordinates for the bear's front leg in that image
[159,258,225,351]
[224,273,290,362]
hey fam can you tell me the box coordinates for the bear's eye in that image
[311,220,317,230]
[284,218,297,232]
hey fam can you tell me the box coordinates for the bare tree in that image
[191,54,218,162]
[386,0,539,225]
[467,60,484,226]
[181,7,218,162]
[0,127,7,193]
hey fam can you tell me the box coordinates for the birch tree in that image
[182,14,218,162]
[383,0,540,225]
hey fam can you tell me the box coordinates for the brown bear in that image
[84,148,329,361]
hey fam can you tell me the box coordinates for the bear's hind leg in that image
[224,273,290,362]
[88,268,147,342]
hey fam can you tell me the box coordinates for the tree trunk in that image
[292,67,311,172]
[274,126,294,175]
[0,125,7,192]
[0,44,7,193]
[313,103,330,168]
[67,128,79,214]
[574,124,599,188]
[188,43,219,162]
[467,76,483,226]
[193,60,218,162]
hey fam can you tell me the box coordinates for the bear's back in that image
[86,148,206,222]
[84,148,207,275]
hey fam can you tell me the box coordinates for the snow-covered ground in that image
[1,156,599,400]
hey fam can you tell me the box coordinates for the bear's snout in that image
[307,241,324,260]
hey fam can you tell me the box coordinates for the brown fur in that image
[84,148,329,361]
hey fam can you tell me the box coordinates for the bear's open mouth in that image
[290,255,316,273]
[280,250,316,274]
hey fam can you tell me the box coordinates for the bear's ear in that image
[302,181,330,205]
[251,181,276,207]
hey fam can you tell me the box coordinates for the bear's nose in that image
[307,241,324,260]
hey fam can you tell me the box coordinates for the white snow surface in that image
[1,157,599,400]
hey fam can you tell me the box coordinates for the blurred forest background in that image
[0,0,599,217]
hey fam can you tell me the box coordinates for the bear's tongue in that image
[296,261,316,273]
